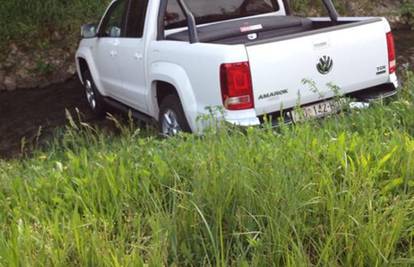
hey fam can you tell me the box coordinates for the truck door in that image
[94,0,128,99]
[115,0,149,112]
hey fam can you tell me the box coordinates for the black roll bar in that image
[177,0,199,43]
[282,0,292,15]
[285,0,339,22]
[157,0,168,40]
[321,0,339,23]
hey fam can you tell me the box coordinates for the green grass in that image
[1,73,414,266]
[0,0,110,48]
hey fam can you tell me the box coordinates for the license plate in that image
[291,99,343,122]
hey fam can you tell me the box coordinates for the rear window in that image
[165,0,280,29]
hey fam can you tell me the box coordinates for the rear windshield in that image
[165,0,280,29]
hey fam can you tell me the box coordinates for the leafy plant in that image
[401,0,414,29]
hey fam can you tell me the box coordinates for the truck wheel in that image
[159,94,191,136]
[83,69,105,116]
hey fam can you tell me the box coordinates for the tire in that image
[83,69,105,117]
[158,94,191,136]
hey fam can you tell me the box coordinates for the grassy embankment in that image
[1,0,414,265]
[0,72,413,266]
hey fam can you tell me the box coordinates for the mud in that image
[0,78,99,158]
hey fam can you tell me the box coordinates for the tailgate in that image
[246,19,390,115]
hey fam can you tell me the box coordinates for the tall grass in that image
[0,73,413,266]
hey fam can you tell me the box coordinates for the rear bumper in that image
[224,82,399,127]
[348,82,398,102]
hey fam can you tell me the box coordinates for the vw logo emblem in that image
[317,56,333,75]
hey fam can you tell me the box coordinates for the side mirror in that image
[81,24,97,39]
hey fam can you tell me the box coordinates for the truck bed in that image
[166,15,358,45]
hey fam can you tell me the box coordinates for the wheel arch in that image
[149,62,198,132]
[77,58,89,84]
[75,48,106,96]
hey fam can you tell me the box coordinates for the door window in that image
[100,0,128,37]
[125,0,149,38]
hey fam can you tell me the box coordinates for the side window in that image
[164,0,186,30]
[100,0,127,38]
[125,0,149,38]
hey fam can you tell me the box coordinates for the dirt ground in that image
[0,30,413,159]
[0,78,99,158]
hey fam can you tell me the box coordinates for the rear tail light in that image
[220,62,254,110]
[386,32,396,74]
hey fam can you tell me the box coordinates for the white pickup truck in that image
[76,0,398,135]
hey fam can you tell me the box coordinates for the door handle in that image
[134,53,143,60]
[110,50,118,57]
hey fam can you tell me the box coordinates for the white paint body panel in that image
[76,0,398,133]
[246,18,393,115]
